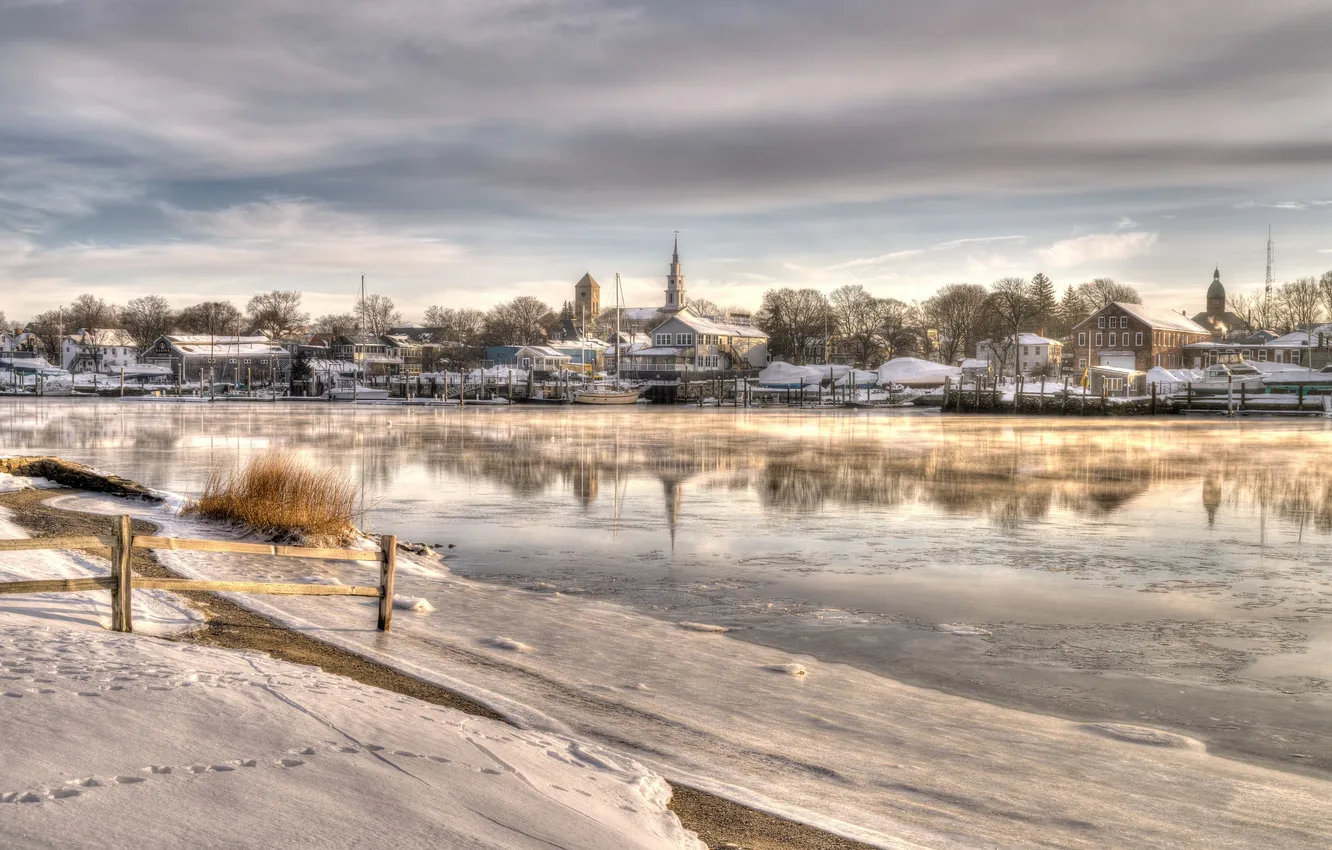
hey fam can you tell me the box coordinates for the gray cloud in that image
[2,0,1332,316]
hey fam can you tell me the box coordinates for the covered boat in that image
[877,357,962,388]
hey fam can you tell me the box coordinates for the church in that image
[577,236,701,335]
[1191,267,1250,340]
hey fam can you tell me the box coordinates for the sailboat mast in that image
[615,273,622,381]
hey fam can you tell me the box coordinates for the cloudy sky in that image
[3,0,1332,322]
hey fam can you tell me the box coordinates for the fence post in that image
[111,515,133,633]
[378,534,397,632]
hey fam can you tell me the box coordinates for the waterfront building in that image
[142,334,291,384]
[975,333,1063,378]
[60,329,139,374]
[329,333,405,380]
[549,338,608,374]
[619,311,769,379]
[484,344,575,375]
[1183,324,1332,368]
[1191,268,1251,340]
[1071,303,1210,371]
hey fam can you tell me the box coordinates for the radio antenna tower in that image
[1265,225,1274,296]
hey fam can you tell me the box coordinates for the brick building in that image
[1070,302,1211,372]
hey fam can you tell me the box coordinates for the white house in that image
[61,329,140,374]
[619,309,769,378]
[976,333,1063,378]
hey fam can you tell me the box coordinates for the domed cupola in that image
[1206,267,1226,314]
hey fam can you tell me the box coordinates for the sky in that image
[3,0,1332,323]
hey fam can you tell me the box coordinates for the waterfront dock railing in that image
[0,516,398,633]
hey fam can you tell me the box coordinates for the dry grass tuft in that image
[185,452,360,542]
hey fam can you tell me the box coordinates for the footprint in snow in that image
[277,759,305,768]
[765,663,808,677]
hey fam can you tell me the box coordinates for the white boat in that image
[574,273,641,405]
[1190,361,1265,394]
[326,378,390,401]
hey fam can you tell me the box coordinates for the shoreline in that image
[0,483,874,850]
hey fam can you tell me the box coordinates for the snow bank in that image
[47,491,1332,850]
[0,473,60,494]
[0,506,199,637]
[0,625,703,850]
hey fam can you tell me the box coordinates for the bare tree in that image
[246,291,308,341]
[754,288,831,364]
[66,293,118,332]
[984,277,1037,381]
[1076,278,1141,310]
[922,283,989,364]
[121,295,174,350]
[484,296,556,346]
[1320,271,1332,322]
[423,307,487,367]
[311,313,358,338]
[176,301,243,336]
[687,298,726,321]
[829,285,881,366]
[1273,277,1324,333]
[24,310,65,359]
[876,298,918,361]
[355,293,403,335]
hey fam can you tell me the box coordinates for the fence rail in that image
[0,515,398,633]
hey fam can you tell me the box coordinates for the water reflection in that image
[3,402,1332,535]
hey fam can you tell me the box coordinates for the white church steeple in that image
[664,232,687,312]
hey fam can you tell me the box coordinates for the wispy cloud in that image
[931,235,1027,250]
[1038,231,1158,269]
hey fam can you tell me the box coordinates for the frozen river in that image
[3,399,1331,783]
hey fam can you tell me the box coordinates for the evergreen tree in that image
[1055,286,1087,338]
[558,300,576,339]
[1029,273,1055,335]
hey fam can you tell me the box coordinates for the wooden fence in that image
[0,515,398,633]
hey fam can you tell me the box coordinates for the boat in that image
[574,272,641,405]
[1189,361,1265,394]
[326,377,390,401]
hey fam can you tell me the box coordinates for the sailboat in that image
[574,273,642,405]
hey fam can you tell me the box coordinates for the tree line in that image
[753,272,1332,374]
[6,270,1332,374]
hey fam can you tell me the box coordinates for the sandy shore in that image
[0,485,874,850]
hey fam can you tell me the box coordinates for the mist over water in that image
[5,399,1331,769]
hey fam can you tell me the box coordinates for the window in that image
[1078,358,1087,369]
[1022,346,1028,355]
[1120,316,1129,329]
[1275,350,1285,363]
[1291,351,1300,365]
[675,333,694,346]
[1135,332,1143,346]
[1257,350,1267,361]
[655,333,671,346]
[1022,361,1028,369]
[1077,332,1086,347]
[1095,333,1103,346]
[1097,317,1106,329]
[1241,349,1252,360]
[1109,333,1116,347]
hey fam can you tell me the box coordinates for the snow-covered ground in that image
[38,488,1332,850]
[0,493,703,850]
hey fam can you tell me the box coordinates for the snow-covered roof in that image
[671,310,768,339]
[65,329,137,347]
[1114,303,1211,334]
[633,347,686,357]
[161,335,289,356]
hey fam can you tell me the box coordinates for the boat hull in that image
[326,388,390,401]
[573,390,641,405]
